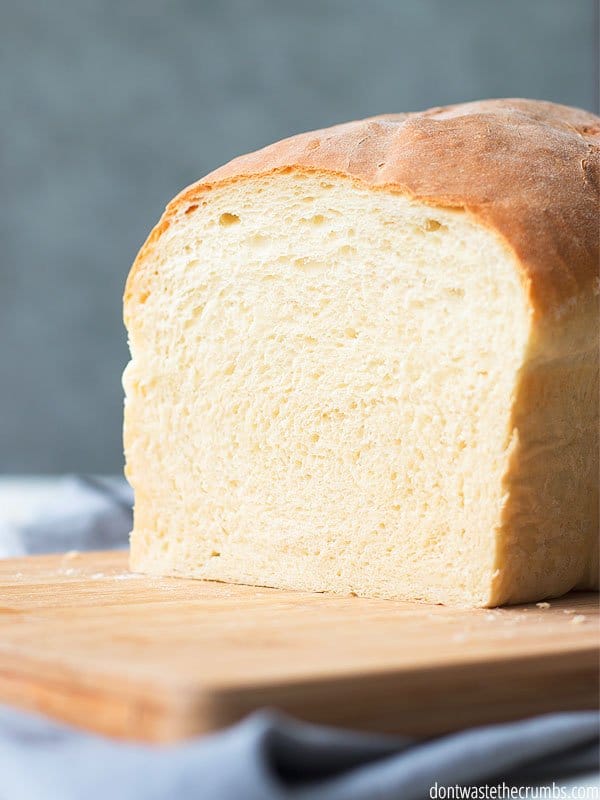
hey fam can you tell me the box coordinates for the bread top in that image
[142,99,600,318]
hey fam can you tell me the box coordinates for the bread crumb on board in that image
[452,632,470,643]
[571,615,587,625]
[536,601,551,609]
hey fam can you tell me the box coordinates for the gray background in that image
[1,0,597,473]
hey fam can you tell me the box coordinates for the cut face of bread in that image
[126,170,588,607]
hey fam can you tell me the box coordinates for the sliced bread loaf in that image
[124,99,599,606]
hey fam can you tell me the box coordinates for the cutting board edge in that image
[1,641,597,742]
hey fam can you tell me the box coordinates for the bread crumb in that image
[452,632,469,643]
[63,550,80,560]
[563,609,576,614]
[90,572,105,580]
[62,568,78,576]
[484,611,500,621]
[536,602,551,609]
[571,614,587,625]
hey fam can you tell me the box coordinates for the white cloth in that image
[0,475,132,557]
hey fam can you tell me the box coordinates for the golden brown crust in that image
[131,98,599,319]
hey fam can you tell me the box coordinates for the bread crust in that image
[127,98,599,320]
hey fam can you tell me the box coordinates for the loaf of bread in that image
[124,99,599,606]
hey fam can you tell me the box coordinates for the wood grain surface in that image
[0,551,597,741]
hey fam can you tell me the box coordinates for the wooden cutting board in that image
[0,550,597,742]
